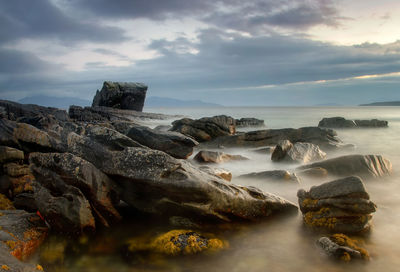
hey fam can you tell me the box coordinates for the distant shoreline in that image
[360,101,400,106]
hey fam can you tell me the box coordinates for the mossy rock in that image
[330,234,369,260]
[126,229,227,256]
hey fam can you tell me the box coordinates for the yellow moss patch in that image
[330,234,370,260]
[1,265,10,271]
[0,194,15,210]
[304,208,337,229]
[302,198,318,207]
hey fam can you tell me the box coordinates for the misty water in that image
[39,107,400,272]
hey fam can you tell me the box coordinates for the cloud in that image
[67,0,343,32]
[0,0,127,44]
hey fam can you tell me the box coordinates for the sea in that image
[43,106,400,272]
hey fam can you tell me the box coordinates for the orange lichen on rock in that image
[1,265,10,271]
[10,228,47,261]
[302,198,318,207]
[36,264,44,271]
[0,194,15,210]
[330,233,370,260]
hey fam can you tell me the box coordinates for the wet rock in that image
[92,81,148,111]
[0,146,24,164]
[317,234,369,261]
[125,229,227,256]
[92,147,296,222]
[199,127,344,150]
[318,117,388,128]
[0,209,48,261]
[171,115,236,142]
[235,118,264,128]
[194,150,249,164]
[298,176,376,233]
[154,125,172,131]
[272,141,326,164]
[238,170,300,184]
[297,154,392,179]
[29,152,121,228]
[121,124,198,159]
[199,166,232,181]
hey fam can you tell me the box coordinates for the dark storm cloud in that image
[0,0,127,44]
[68,0,342,31]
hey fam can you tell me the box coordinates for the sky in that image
[0,0,400,106]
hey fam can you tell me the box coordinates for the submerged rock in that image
[318,117,388,128]
[125,229,227,256]
[238,170,300,184]
[199,127,344,150]
[92,81,148,111]
[317,234,369,261]
[194,150,249,164]
[297,154,392,179]
[298,176,376,233]
[170,115,236,142]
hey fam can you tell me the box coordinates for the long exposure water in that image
[40,106,400,272]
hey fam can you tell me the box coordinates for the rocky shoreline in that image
[0,82,393,270]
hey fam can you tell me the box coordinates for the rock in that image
[0,194,15,210]
[3,163,30,177]
[354,119,388,127]
[92,81,148,111]
[69,105,175,123]
[154,125,172,131]
[169,217,200,228]
[318,117,388,128]
[199,166,232,181]
[29,152,121,228]
[317,234,369,261]
[235,118,264,127]
[271,140,293,161]
[194,150,249,164]
[84,124,145,151]
[125,229,227,256]
[0,119,64,153]
[170,115,236,142]
[272,141,326,164]
[118,123,198,159]
[250,146,275,154]
[238,170,300,184]
[32,182,95,234]
[199,127,344,150]
[297,154,392,179]
[298,176,376,233]
[83,147,297,222]
[0,146,24,164]
[296,167,329,179]
[0,209,48,261]
[0,247,41,272]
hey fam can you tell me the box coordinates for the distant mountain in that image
[360,101,400,106]
[18,96,90,109]
[145,96,222,107]
[313,103,343,106]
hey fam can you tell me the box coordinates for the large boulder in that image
[92,81,148,111]
[271,140,326,164]
[114,123,198,159]
[318,117,388,128]
[199,127,344,150]
[170,115,236,142]
[193,150,248,164]
[0,209,48,261]
[297,154,392,179]
[298,176,376,233]
[29,152,121,228]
